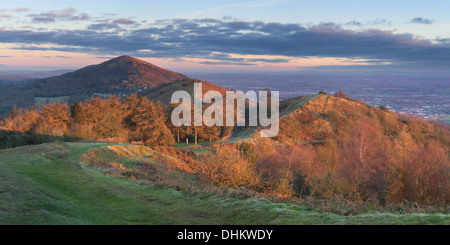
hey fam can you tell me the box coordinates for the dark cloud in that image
[1,18,449,70]
[436,37,450,44]
[28,8,91,23]
[411,17,433,24]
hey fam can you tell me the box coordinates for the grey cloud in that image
[343,19,391,27]
[113,18,135,25]
[411,17,433,24]
[29,8,91,23]
[368,19,391,26]
[205,53,289,64]
[31,17,55,23]
[345,21,362,26]
[1,18,449,69]
[88,18,136,30]
[88,22,119,30]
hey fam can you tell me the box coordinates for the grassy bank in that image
[0,142,448,225]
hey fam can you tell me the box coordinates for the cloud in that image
[14,7,31,12]
[0,14,12,18]
[87,22,119,30]
[345,21,362,26]
[0,7,30,13]
[198,61,256,66]
[203,52,289,64]
[411,17,433,24]
[1,18,449,70]
[368,19,391,26]
[88,18,136,30]
[344,19,391,27]
[28,8,91,23]
[113,18,135,25]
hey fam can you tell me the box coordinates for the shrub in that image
[202,144,260,188]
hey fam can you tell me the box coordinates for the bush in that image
[202,144,259,188]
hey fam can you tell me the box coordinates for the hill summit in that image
[28,55,190,98]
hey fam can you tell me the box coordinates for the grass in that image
[222,95,320,143]
[279,94,318,117]
[173,141,214,153]
[0,142,448,225]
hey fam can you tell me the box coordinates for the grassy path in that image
[0,142,448,225]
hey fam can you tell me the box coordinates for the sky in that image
[0,0,449,73]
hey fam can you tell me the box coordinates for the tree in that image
[91,95,125,140]
[0,105,39,132]
[335,89,347,98]
[35,102,70,136]
[337,118,389,202]
[93,110,125,139]
[385,129,416,203]
[203,144,259,188]
[133,98,175,147]
[404,140,449,204]
[70,102,85,124]
[256,145,326,197]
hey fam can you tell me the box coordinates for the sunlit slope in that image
[0,142,448,225]
[225,94,323,142]
[140,79,228,104]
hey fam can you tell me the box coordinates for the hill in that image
[0,142,447,224]
[0,56,189,114]
[140,79,228,104]
[29,55,190,97]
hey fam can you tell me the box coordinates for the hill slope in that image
[140,79,228,104]
[0,142,447,224]
[29,55,190,97]
[0,56,190,114]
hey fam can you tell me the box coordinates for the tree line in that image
[0,94,230,148]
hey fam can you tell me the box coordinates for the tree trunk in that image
[195,128,198,145]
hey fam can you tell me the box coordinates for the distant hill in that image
[0,69,72,82]
[28,55,190,97]
[140,79,228,104]
[0,56,190,114]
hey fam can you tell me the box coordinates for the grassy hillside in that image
[140,79,228,104]
[0,142,448,225]
[0,56,189,115]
